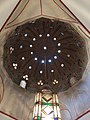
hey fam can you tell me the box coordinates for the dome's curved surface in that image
[3,18,88,93]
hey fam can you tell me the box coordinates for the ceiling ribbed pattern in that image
[4,18,88,93]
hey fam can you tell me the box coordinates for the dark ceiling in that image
[3,18,88,93]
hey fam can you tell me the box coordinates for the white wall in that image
[0,0,20,30]
[62,0,90,32]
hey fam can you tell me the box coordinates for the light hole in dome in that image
[38,80,43,86]
[53,38,57,41]
[53,79,58,84]
[48,59,52,63]
[25,75,28,78]
[43,46,47,50]
[14,66,17,69]
[26,78,28,81]
[35,57,38,61]
[54,56,57,59]
[51,70,54,73]
[61,32,64,35]
[10,47,14,50]
[67,54,70,57]
[39,80,42,83]
[41,60,45,64]
[13,63,17,67]
[38,82,40,85]
[53,82,55,85]
[33,38,36,41]
[31,51,34,55]
[29,66,32,69]
[23,76,26,79]
[58,43,61,46]
[56,81,58,84]
[54,79,57,82]
[13,63,15,67]
[22,57,25,60]
[10,47,14,54]
[40,70,43,74]
[20,45,23,49]
[10,51,12,54]
[24,34,28,37]
[58,50,61,53]
[39,34,42,37]
[47,34,50,37]
[61,63,64,67]
[30,45,33,48]
[41,83,43,86]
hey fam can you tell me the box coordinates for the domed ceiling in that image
[3,18,88,93]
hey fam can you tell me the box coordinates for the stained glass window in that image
[32,92,62,120]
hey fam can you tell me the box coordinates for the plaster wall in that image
[62,0,90,32]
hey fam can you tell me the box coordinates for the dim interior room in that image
[0,0,90,120]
